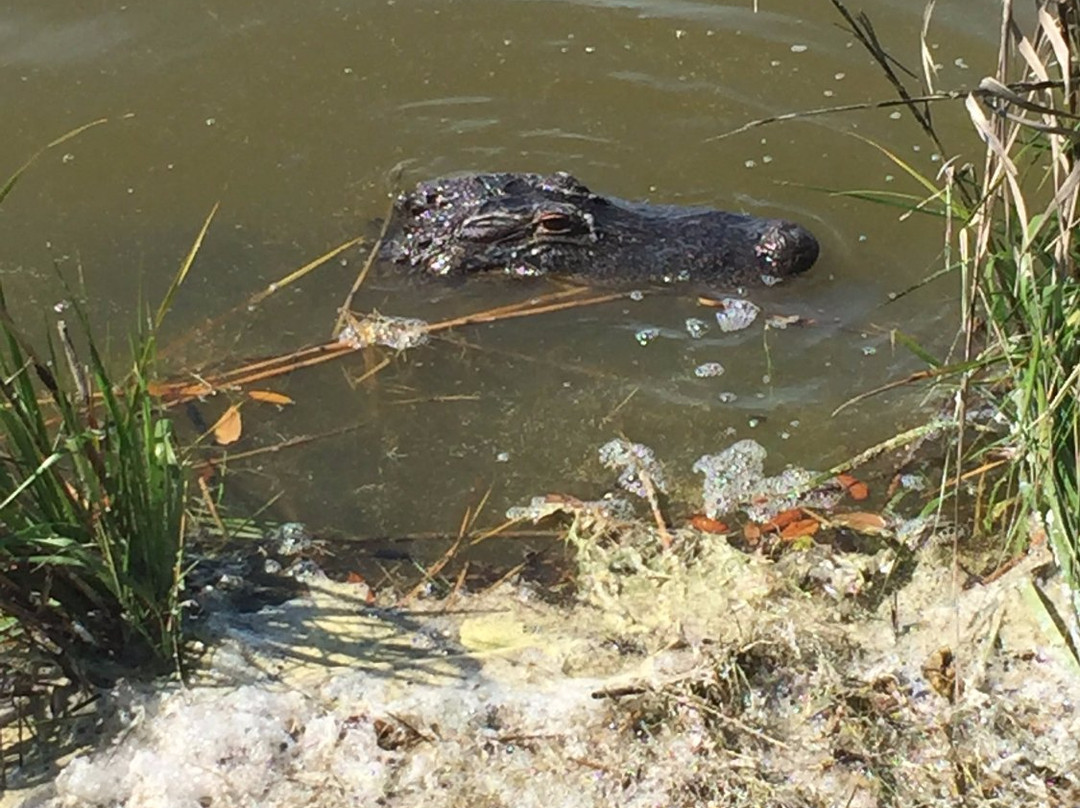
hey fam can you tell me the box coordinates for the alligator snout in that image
[752,220,820,280]
[381,172,820,287]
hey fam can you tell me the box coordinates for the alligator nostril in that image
[757,222,820,276]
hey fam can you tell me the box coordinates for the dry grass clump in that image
[561,513,1079,808]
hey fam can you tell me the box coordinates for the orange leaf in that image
[837,473,869,501]
[762,507,807,533]
[780,518,820,541]
[829,512,888,534]
[248,389,295,406]
[212,405,243,445]
[689,514,729,534]
[743,522,762,543]
[346,571,366,584]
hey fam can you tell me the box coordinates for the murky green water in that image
[1,1,1000,539]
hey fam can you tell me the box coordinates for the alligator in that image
[379,172,819,287]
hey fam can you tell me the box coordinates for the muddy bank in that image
[7,513,1079,808]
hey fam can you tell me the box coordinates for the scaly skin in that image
[380,172,820,287]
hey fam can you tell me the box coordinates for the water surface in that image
[0,0,1000,539]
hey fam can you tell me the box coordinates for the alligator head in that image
[380,172,819,287]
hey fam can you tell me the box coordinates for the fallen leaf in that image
[922,646,962,701]
[459,615,533,653]
[780,518,820,540]
[689,514,729,534]
[829,512,888,535]
[212,405,242,445]
[836,473,869,501]
[762,507,808,532]
[248,389,295,406]
[743,522,762,543]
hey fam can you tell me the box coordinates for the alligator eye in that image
[536,212,575,233]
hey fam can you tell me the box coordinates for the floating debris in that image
[684,317,709,339]
[694,362,725,378]
[712,298,760,332]
[337,313,430,350]
[599,438,667,498]
[266,522,315,556]
[506,494,634,524]
[693,439,842,521]
[634,327,660,346]
[765,313,803,329]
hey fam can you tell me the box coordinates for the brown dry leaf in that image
[829,512,888,535]
[836,473,869,501]
[779,518,820,541]
[921,646,962,702]
[689,513,729,534]
[248,389,295,406]
[212,405,243,445]
[743,522,762,543]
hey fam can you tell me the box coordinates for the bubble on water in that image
[599,438,667,499]
[714,298,760,332]
[862,346,877,356]
[693,439,842,521]
[835,72,846,80]
[693,440,768,518]
[629,290,645,302]
[694,362,725,378]
[889,111,902,120]
[762,155,773,163]
[899,474,928,491]
[744,159,757,169]
[634,327,660,346]
[496,451,510,463]
[770,60,781,67]
[954,57,969,69]
[791,44,808,53]
[685,318,709,339]
[823,90,834,98]
[717,391,738,403]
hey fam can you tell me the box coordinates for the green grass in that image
[0,291,187,682]
[0,123,191,685]
[948,4,1080,609]
[822,1,1080,621]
